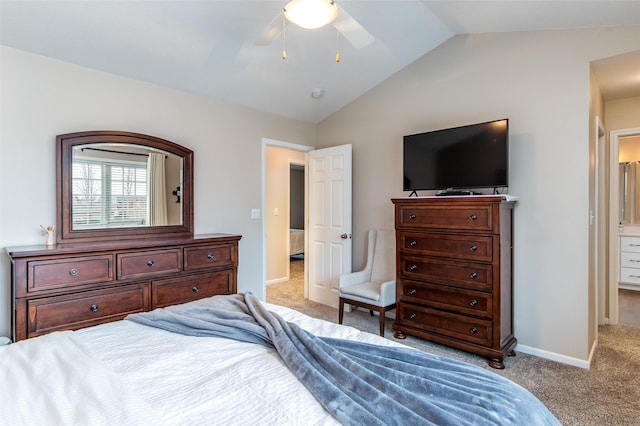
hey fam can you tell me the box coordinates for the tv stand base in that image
[436,190,482,196]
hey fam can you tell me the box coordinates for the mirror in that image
[57,131,193,243]
[619,135,640,225]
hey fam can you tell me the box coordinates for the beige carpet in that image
[267,259,640,426]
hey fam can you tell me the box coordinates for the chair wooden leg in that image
[339,298,394,337]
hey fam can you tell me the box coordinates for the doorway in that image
[288,162,305,291]
[266,162,306,304]
[263,140,311,306]
[607,127,640,327]
[262,139,353,310]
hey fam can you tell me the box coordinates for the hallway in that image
[266,257,304,305]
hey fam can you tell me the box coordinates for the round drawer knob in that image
[469,299,478,307]
[147,260,154,267]
[469,214,478,221]
[469,245,478,252]
[90,304,99,312]
[192,286,199,293]
[470,326,478,334]
[410,264,418,271]
[207,253,214,260]
[409,214,416,220]
[410,240,417,247]
[409,289,417,295]
[469,272,478,279]
[69,268,78,277]
[409,313,417,320]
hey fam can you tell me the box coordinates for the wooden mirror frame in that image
[56,130,194,244]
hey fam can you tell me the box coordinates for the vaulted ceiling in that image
[1,1,639,123]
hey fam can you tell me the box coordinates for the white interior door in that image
[307,144,352,307]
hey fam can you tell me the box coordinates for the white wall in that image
[316,28,640,365]
[0,46,316,338]
[606,96,640,131]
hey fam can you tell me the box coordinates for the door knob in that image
[340,233,351,239]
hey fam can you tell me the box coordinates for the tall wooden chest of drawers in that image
[7,233,241,342]
[391,196,516,368]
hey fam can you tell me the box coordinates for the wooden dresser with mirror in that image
[7,131,241,342]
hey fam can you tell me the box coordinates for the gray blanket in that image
[126,293,561,426]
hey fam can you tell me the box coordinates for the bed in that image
[290,228,304,256]
[0,293,560,425]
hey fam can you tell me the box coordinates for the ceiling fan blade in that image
[332,7,374,48]
[254,10,288,46]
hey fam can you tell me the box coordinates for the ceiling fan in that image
[254,0,374,49]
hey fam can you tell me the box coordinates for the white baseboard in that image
[516,343,591,369]
[266,276,289,286]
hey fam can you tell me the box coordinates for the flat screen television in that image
[403,118,508,195]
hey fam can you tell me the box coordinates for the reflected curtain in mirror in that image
[148,152,168,226]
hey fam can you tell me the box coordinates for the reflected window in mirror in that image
[71,144,183,230]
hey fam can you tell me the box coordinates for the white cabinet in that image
[619,236,640,288]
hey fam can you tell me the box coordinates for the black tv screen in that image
[403,119,508,193]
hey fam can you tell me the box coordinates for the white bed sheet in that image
[0,331,164,426]
[66,302,404,426]
[290,228,304,255]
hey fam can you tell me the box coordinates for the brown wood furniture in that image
[391,196,516,368]
[7,130,242,342]
[7,234,240,342]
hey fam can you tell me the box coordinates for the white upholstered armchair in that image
[338,229,396,336]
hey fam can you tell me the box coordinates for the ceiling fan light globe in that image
[284,0,338,29]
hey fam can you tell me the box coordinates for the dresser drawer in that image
[117,249,182,280]
[399,232,493,262]
[152,270,234,308]
[397,205,493,232]
[401,280,492,318]
[27,255,114,294]
[401,255,493,291]
[25,284,149,338]
[620,267,640,284]
[184,244,235,271]
[620,236,640,253]
[397,303,493,347]
[621,251,640,268]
